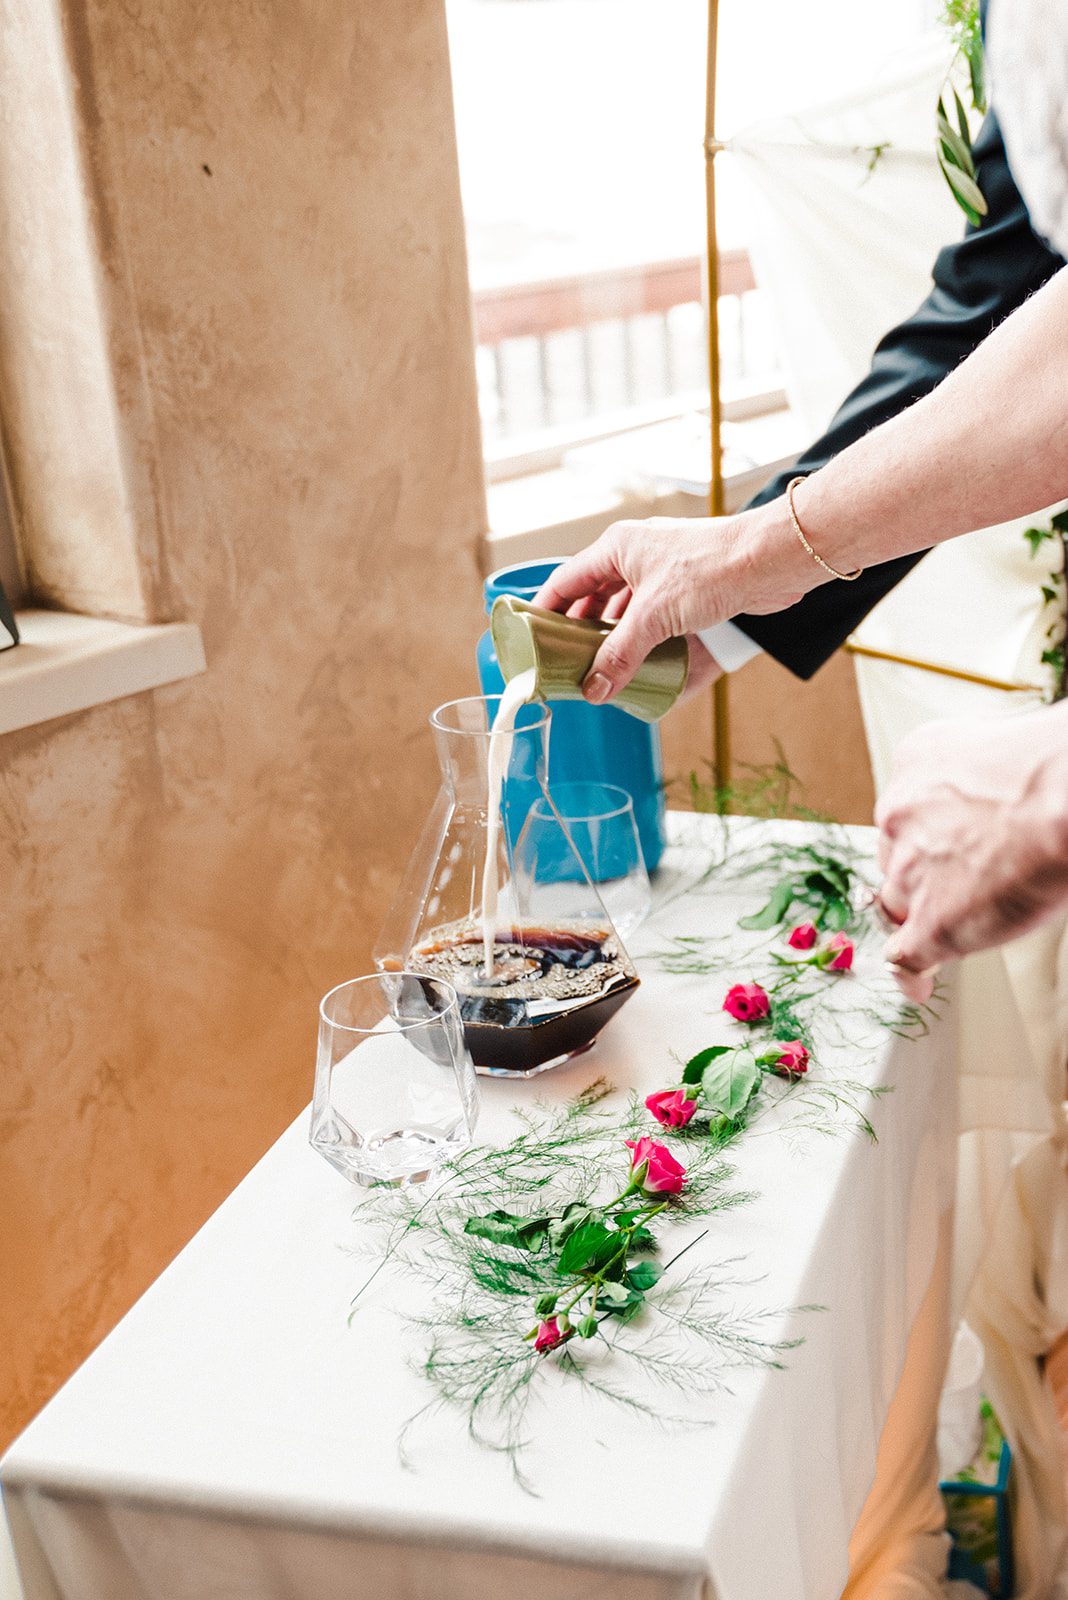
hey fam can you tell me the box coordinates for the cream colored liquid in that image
[481,668,538,977]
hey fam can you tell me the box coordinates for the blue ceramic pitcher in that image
[476,559,666,871]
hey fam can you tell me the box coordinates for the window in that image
[0,469,21,646]
[447,0,937,491]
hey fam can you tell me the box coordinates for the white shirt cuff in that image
[696,620,763,673]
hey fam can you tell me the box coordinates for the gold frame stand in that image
[702,0,1037,791]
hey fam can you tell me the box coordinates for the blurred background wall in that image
[0,0,882,1454]
[0,0,487,1448]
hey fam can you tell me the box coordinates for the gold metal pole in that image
[843,638,1042,694]
[705,0,731,790]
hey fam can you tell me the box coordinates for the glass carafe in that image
[375,695,639,1076]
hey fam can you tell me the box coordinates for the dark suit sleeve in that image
[732,109,1065,680]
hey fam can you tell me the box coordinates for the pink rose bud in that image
[772,1040,809,1075]
[825,933,854,971]
[534,1316,570,1353]
[723,982,771,1023]
[787,922,818,950]
[645,1088,698,1130]
[625,1136,687,1196]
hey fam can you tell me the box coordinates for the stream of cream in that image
[481,668,538,977]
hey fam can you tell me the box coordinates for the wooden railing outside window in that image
[471,249,765,451]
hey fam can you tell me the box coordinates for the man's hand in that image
[532,508,810,705]
[875,707,1068,1000]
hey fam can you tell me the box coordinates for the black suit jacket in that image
[734,109,1064,680]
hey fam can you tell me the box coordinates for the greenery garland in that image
[348,822,937,1483]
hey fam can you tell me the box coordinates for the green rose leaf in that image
[464,1210,551,1249]
[683,1044,731,1085]
[597,1279,633,1307]
[701,1048,759,1118]
[626,1260,663,1292]
[821,895,852,932]
[548,1202,593,1252]
[629,1225,657,1253]
[556,1219,617,1276]
[739,877,796,931]
[807,861,852,896]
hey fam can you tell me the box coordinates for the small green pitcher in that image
[490,596,689,724]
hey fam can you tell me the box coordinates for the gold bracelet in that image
[785,476,862,583]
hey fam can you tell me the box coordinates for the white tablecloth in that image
[1,817,958,1600]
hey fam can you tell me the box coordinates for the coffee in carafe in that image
[375,693,639,1076]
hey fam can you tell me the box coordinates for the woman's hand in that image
[876,706,1068,1001]
[532,506,812,704]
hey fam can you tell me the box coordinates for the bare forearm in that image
[531,268,1068,700]
[794,266,1068,573]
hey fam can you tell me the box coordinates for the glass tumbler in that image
[527,782,652,939]
[310,973,479,1186]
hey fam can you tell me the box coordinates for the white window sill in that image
[0,609,206,736]
[485,406,805,567]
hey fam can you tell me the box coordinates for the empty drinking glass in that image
[310,973,479,1186]
[527,782,652,939]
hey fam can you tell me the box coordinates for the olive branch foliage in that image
[937,0,987,225]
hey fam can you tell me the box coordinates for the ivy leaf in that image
[701,1048,760,1118]
[739,877,796,930]
[464,1210,551,1249]
[683,1043,730,1085]
[626,1260,663,1292]
[556,1219,617,1276]
[1051,509,1068,535]
[1042,586,1060,606]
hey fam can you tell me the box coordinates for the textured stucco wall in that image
[0,0,486,1446]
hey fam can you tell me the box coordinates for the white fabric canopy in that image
[728,34,961,439]
[991,0,1068,259]
[1,816,959,1600]
[732,36,1068,1597]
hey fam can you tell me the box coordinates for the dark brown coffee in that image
[408,921,639,1073]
